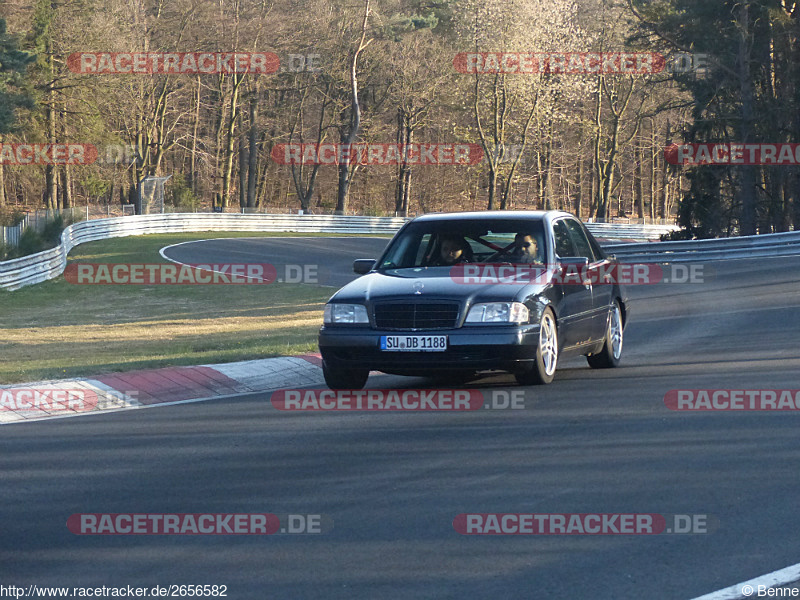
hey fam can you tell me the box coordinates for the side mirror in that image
[558,257,589,267]
[353,259,376,274]
[558,256,591,288]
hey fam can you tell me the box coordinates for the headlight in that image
[323,303,369,324]
[465,302,529,324]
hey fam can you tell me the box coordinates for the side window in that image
[585,228,606,261]
[552,220,576,258]
[564,219,596,262]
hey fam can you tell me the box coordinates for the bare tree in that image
[334,0,372,215]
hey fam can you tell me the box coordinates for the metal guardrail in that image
[604,230,800,262]
[583,222,677,240]
[2,212,789,291]
[0,213,408,291]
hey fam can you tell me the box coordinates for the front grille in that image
[373,302,460,330]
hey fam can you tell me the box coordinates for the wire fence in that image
[0,215,26,248]
[1,207,85,249]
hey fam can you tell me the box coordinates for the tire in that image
[322,360,369,390]
[515,308,558,385]
[587,300,623,369]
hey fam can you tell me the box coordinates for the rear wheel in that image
[322,360,369,390]
[587,301,623,369]
[515,308,558,385]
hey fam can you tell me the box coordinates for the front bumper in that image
[319,324,540,375]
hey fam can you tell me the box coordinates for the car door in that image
[563,218,613,342]
[552,219,594,347]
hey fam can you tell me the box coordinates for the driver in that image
[510,233,541,263]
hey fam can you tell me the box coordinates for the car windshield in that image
[377,219,548,270]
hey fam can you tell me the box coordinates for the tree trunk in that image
[597,111,623,222]
[592,80,604,221]
[650,121,657,221]
[60,99,72,209]
[151,81,169,176]
[575,141,583,218]
[659,120,671,220]
[487,168,497,210]
[289,86,327,212]
[109,178,116,210]
[543,132,553,211]
[500,104,538,211]
[60,164,72,209]
[737,2,758,235]
[45,93,57,210]
[634,141,644,219]
[247,99,258,208]
[587,149,597,218]
[257,132,272,209]
[395,108,414,216]
[213,79,227,207]
[238,133,247,208]
[190,76,200,195]
[336,0,371,214]
[221,75,244,207]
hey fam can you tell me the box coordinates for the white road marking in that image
[691,562,800,599]
[158,236,385,286]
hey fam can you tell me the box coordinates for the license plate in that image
[380,335,447,352]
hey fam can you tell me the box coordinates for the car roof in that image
[409,210,577,223]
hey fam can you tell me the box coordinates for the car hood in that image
[329,266,553,304]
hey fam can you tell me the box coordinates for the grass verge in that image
[0,232,378,384]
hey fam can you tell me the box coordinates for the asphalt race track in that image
[3,237,800,599]
[160,236,394,287]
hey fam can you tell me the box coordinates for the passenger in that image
[432,236,472,265]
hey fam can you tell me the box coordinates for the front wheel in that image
[322,360,369,390]
[587,301,623,369]
[515,308,558,385]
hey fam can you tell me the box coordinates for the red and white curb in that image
[0,353,323,424]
